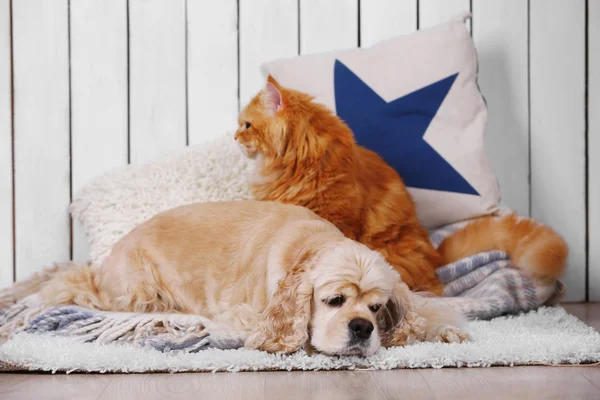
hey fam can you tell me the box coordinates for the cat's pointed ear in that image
[263,75,283,116]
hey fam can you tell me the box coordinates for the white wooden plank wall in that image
[187,0,239,143]
[129,0,187,164]
[419,0,470,31]
[360,0,417,47]
[239,0,298,107]
[0,1,597,301]
[70,0,128,262]
[530,0,586,302]
[473,0,529,218]
[12,0,71,280]
[590,0,600,301]
[0,0,12,287]
[300,0,357,54]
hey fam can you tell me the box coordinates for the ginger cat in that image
[234,76,568,295]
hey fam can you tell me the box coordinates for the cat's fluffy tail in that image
[437,213,568,282]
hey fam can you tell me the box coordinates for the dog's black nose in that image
[348,318,374,340]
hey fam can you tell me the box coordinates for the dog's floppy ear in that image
[379,281,427,347]
[245,252,314,353]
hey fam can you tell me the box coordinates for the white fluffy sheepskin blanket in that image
[1,307,599,373]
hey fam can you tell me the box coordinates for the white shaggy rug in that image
[1,307,599,373]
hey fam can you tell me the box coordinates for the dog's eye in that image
[369,304,382,313]
[244,122,251,129]
[324,295,345,307]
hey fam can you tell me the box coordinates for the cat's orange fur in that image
[235,76,568,295]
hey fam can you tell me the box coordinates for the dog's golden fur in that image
[15,201,467,355]
[235,77,569,295]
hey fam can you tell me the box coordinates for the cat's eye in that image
[324,295,345,307]
[244,122,251,130]
[369,304,382,313]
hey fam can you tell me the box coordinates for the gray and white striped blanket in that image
[0,218,565,353]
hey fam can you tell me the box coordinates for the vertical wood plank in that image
[12,0,70,280]
[0,0,13,287]
[239,0,298,108]
[70,0,128,262]
[360,0,417,47]
[129,0,186,164]
[187,0,239,144]
[473,0,529,217]
[419,0,470,30]
[589,0,600,301]
[530,0,586,301]
[299,0,357,54]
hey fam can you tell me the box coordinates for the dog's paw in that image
[428,324,471,344]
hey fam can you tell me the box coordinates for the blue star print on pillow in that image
[334,60,479,196]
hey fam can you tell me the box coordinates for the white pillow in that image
[261,12,499,228]
[71,135,254,265]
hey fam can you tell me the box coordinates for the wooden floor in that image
[1,303,599,400]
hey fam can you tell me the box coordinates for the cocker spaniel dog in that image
[15,200,469,356]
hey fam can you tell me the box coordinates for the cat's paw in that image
[427,324,471,344]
